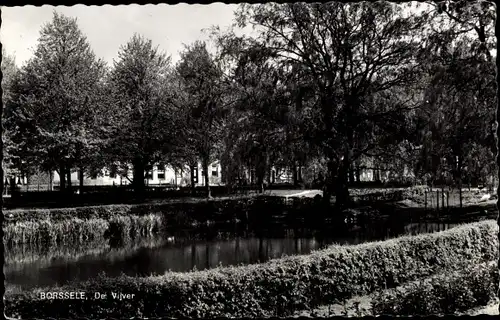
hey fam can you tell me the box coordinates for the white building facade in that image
[53,161,223,187]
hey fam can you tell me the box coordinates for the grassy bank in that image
[5,220,497,318]
[3,198,256,246]
[3,198,255,223]
[3,213,166,246]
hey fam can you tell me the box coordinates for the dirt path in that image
[294,296,499,317]
[266,189,323,198]
[293,295,373,317]
[465,300,499,315]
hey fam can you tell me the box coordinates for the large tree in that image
[221,41,288,192]
[5,12,107,193]
[2,49,21,192]
[108,34,175,196]
[228,2,427,209]
[176,41,228,198]
[414,0,496,197]
[426,0,495,62]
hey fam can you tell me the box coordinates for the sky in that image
[1,3,495,68]
[1,3,241,67]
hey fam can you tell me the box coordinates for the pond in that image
[4,220,459,290]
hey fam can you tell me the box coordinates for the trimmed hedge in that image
[371,261,499,315]
[5,220,498,318]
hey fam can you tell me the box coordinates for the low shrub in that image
[4,213,169,246]
[371,261,499,315]
[5,220,498,318]
[3,198,258,245]
[3,217,109,245]
[3,197,257,224]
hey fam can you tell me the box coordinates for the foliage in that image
[4,220,498,318]
[174,41,228,196]
[412,1,497,187]
[1,49,21,175]
[218,2,431,205]
[5,3,496,196]
[4,12,107,187]
[215,36,297,189]
[3,198,259,245]
[425,0,495,62]
[107,34,176,193]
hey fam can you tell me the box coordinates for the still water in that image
[5,221,458,289]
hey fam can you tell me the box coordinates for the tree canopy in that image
[4,3,496,203]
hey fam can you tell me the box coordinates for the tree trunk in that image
[292,165,298,187]
[348,165,355,185]
[334,154,350,212]
[190,164,196,195]
[66,169,72,192]
[256,167,265,194]
[355,164,361,182]
[203,157,211,198]
[48,171,54,191]
[133,157,146,198]
[258,180,264,194]
[174,168,177,187]
[79,167,84,193]
[256,152,267,194]
[458,156,463,208]
[323,158,337,204]
[9,177,16,196]
[58,164,66,192]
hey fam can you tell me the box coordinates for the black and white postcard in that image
[2,1,498,318]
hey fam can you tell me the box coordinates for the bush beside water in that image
[3,199,257,223]
[5,220,498,318]
[3,198,258,245]
[3,214,167,246]
[371,261,499,315]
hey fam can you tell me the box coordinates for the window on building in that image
[109,165,117,178]
[145,170,153,180]
[192,167,198,183]
[157,163,166,180]
[212,169,218,177]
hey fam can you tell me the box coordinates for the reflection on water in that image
[5,221,458,289]
[404,222,458,235]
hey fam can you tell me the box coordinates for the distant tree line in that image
[3,1,496,209]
